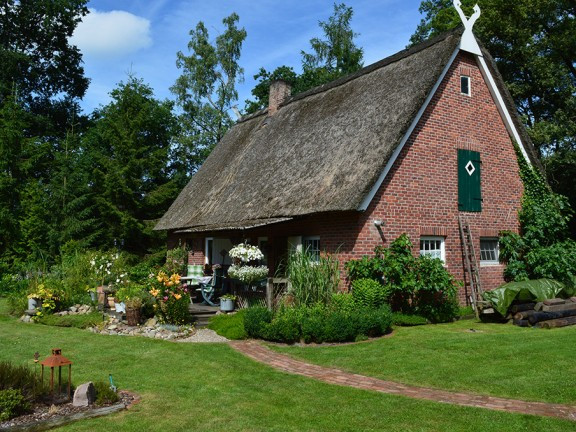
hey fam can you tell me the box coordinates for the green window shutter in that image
[458,149,482,212]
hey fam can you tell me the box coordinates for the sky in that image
[71,0,424,114]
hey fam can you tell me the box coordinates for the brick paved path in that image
[230,340,576,422]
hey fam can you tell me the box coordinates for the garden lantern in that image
[40,348,73,398]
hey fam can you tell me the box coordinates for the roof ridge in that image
[237,27,465,124]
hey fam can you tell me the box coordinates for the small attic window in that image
[461,75,471,96]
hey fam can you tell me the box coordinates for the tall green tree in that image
[411,0,576,234]
[171,13,246,175]
[301,2,364,78]
[0,0,89,121]
[245,2,363,114]
[0,0,90,267]
[84,77,181,254]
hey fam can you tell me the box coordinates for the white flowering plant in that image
[228,265,269,284]
[228,243,264,263]
[89,252,118,289]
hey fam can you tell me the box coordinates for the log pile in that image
[511,298,576,328]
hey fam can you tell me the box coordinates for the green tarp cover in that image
[482,279,575,316]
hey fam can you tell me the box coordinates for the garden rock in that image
[73,382,96,407]
[90,318,193,341]
[144,317,157,327]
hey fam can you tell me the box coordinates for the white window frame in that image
[480,237,499,265]
[419,236,445,263]
[302,235,321,261]
[460,75,471,96]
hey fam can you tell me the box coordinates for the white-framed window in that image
[302,236,321,261]
[480,238,499,264]
[461,75,471,96]
[419,236,445,263]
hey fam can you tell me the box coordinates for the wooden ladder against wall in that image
[458,214,483,318]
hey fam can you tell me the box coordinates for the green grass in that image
[0,298,575,431]
[270,319,576,404]
[207,310,247,340]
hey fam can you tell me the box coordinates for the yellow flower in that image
[166,281,173,287]
[149,289,159,297]
[174,294,182,300]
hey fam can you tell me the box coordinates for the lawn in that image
[0,300,574,431]
[270,319,576,404]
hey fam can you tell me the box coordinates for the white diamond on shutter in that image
[465,160,475,176]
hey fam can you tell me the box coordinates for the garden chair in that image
[197,268,223,306]
[185,264,204,282]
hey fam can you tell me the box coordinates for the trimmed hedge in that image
[244,303,392,344]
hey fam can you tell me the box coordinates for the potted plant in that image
[227,243,268,290]
[219,294,237,312]
[116,283,146,325]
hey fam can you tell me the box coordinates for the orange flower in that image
[174,293,182,300]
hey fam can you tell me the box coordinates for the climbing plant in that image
[500,148,576,282]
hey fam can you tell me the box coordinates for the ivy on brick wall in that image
[499,147,576,283]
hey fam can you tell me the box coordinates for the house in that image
[155,13,540,303]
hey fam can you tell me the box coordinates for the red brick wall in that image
[343,51,523,301]
[169,52,524,304]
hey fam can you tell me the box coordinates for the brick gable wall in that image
[333,51,523,301]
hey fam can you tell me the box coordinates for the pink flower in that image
[163,296,169,301]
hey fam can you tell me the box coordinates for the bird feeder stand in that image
[40,348,73,399]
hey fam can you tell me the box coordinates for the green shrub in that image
[345,254,384,281]
[208,310,247,340]
[246,303,393,344]
[412,256,460,323]
[286,250,339,306]
[392,313,428,326]
[329,292,356,313]
[0,274,28,296]
[94,381,119,406]
[0,389,30,421]
[351,278,389,308]
[0,361,46,402]
[346,234,460,323]
[264,306,303,343]
[7,291,27,317]
[37,312,103,329]
[244,306,274,338]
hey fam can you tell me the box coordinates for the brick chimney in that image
[268,80,291,116]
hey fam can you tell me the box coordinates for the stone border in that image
[0,391,141,431]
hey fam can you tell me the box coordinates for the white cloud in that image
[71,9,152,58]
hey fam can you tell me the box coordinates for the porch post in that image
[266,278,273,310]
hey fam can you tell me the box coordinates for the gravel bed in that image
[175,328,229,343]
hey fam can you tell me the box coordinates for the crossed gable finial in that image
[453,0,482,56]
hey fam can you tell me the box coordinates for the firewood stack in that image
[511,298,576,328]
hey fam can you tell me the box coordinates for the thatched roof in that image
[156,29,536,232]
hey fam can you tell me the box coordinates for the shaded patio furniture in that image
[197,268,223,306]
[181,264,204,284]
